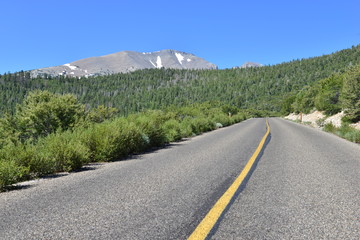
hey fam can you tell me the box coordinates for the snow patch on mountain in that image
[175,53,184,65]
[156,56,163,68]
[149,60,156,68]
[63,63,78,70]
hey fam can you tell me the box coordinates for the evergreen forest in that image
[1,45,360,116]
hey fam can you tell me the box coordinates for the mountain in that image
[30,50,217,78]
[233,62,263,69]
[2,45,360,116]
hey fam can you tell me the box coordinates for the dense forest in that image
[1,45,360,116]
[289,63,360,122]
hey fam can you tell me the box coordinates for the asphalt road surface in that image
[0,118,359,239]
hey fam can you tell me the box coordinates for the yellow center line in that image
[188,119,271,240]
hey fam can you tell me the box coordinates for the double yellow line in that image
[188,119,271,240]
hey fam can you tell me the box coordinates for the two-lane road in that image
[212,118,359,239]
[0,118,359,239]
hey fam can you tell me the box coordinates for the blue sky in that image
[1,0,359,73]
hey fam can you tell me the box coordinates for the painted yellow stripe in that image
[188,119,270,240]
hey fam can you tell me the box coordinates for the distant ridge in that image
[233,62,263,69]
[30,50,217,78]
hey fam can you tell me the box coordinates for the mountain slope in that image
[30,50,217,77]
[1,45,360,115]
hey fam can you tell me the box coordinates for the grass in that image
[323,123,360,143]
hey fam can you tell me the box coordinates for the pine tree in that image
[341,65,360,122]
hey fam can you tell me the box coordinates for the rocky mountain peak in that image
[30,50,217,78]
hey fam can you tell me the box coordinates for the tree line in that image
[286,64,360,122]
[1,45,360,116]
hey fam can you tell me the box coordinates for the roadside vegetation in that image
[284,64,360,121]
[283,64,360,143]
[0,90,274,190]
[323,123,360,143]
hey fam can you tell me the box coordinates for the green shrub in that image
[85,105,118,123]
[211,114,231,127]
[232,112,246,123]
[342,130,360,143]
[36,130,90,172]
[130,112,167,147]
[14,90,85,142]
[79,119,145,162]
[0,160,28,190]
[78,123,113,162]
[323,123,336,133]
[179,117,196,138]
[221,104,239,116]
[337,125,360,143]
[191,117,214,134]
[0,102,251,189]
[113,119,147,155]
[0,144,38,178]
[162,119,182,142]
[324,123,360,143]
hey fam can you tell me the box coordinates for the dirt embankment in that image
[285,111,360,130]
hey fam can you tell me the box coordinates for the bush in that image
[36,130,90,172]
[232,112,246,123]
[211,113,231,127]
[337,125,360,143]
[85,105,118,123]
[324,123,360,143]
[0,143,38,178]
[79,119,146,162]
[323,123,336,133]
[0,160,28,190]
[14,90,85,141]
[162,119,182,142]
[191,117,214,134]
[342,130,360,143]
[130,112,167,148]
[221,104,239,116]
[0,103,250,189]
[179,117,196,138]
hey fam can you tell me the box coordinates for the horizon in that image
[2,45,359,74]
[1,0,359,74]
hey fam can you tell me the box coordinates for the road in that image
[0,118,359,239]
